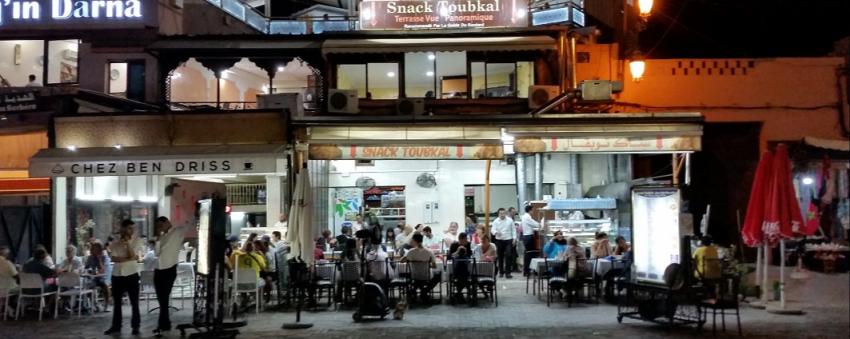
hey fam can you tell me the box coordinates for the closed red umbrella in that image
[763,144,802,244]
[742,151,774,247]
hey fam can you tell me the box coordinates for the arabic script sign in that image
[359,0,528,30]
[0,90,38,113]
[514,136,702,153]
[309,144,505,160]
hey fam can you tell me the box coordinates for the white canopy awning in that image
[322,36,556,55]
[29,144,286,178]
[803,136,850,152]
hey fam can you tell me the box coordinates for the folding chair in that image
[16,273,57,321]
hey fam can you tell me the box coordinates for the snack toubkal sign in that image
[360,0,528,30]
[0,0,144,27]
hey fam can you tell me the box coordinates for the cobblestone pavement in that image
[1,268,847,339]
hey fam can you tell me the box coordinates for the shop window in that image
[404,52,436,98]
[337,63,399,99]
[337,64,366,98]
[516,61,534,98]
[471,61,533,98]
[0,40,44,86]
[366,63,399,99]
[436,52,466,98]
[47,39,80,84]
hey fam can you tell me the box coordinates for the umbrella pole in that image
[755,245,762,299]
[780,239,786,309]
[761,243,769,306]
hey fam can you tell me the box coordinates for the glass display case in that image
[541,198,618,248]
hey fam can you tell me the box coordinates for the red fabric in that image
[804,157,831,236]
[742,151,773,247]
[763,144,803,245]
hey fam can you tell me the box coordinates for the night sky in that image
[639,0,850,58]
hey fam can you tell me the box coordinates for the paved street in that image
[1,268,847,339]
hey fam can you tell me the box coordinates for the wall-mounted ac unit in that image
[396,98,425,115]
[257,93,304,117]
[527,85,561,109]
[328,89,359,114]
[62,49,78,62]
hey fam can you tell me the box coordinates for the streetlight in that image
[638,0,653,18]
[629,52,646,81]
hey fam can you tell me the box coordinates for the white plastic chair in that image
[16,273,57,321]
[139,270,157,312]
[173,263,195,309]
[232,267,261,314]
[0,276,19,320]
[55,272,95,317]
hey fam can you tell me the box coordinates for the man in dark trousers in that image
[153,216,189,336]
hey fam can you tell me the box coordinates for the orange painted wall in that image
[243,87,261,103]
[170,66,211,103]
[611,56,849,151]
[219,79,240,102]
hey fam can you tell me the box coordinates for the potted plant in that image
[772,280,781,301]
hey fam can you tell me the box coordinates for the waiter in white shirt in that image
[520,205,542,276]
[152,216,189,336]
[490,208,516,279]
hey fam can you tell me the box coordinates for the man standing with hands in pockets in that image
[153,216,189,336]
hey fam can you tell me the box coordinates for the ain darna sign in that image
[0,0,142,24]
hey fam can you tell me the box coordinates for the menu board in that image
[631,187,681,285]
[196,199,211,275]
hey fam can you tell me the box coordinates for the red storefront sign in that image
[359,0,528,30]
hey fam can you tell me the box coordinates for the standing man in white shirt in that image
[520,205,542,276]
[104,220,143,335]
[273,213,288,231]
[152,216,189,336]
[490,208,516,279]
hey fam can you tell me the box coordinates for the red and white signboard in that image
[309,144,504,160]
[514,136,702,153]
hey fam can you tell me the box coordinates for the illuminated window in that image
[404,52,435,98]
[337,63,399,99]
[436,52,466,98]
[470,61,534,98]
[47,39,80,84]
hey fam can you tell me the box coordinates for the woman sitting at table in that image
[613,236,630,256]
[470,223,487,246]
[58,244,84,274]
[543,231,569,259]
[559,238,590,278]
[85,241,112,312]
[591,232,613,258]
[473,236,497,262]
[384,228,397,252]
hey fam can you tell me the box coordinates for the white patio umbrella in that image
[287,167,315,265]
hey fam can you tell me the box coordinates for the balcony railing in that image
[208,0,358,35]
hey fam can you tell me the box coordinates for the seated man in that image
[449,233,473,301]
[22,247,58,294]
[401,233,440,303]
[421,226,441,251]
[693,236,721,280]
[0,246,19,293]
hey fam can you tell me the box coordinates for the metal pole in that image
[607,154,617,184]
[568,154,580,198]
[558,30,567,93]
[534,153,543,201]
[485,160,492,235]
[685,153,692,185]
[516,154,527,211]
[568,34,578,89]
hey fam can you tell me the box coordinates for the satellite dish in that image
[355,176,376,190]
[416,173,437,188]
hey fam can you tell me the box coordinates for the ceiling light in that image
[515,8,527,18]
[0,115,7,121]
[387,71,395,77]
[801,177,814,185]
[111,195,134,202]
[67,145,77,151]
[427,53,436,60]
[113,144,122,149]
[171,72,182,79]
[277,66,285,72]
[426,71,434,77]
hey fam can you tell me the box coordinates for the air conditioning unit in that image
[528,85,561,109]
[328,89,359,114]
[579,80,623,102]
[395,98,425,115]
[257,93,303,117]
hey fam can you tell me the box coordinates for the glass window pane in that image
[366,63,398,99]
[516,61,534,98]
[337,64,366,98]
[0,40,44,86]
[436,52,466,98]
[47,39,79,84]
[470,62,485,99]
[486,63,516,97]
[404,53,435,98]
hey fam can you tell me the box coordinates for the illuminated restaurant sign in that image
[309,144,505,160]
[359,0,529,30]
[0,0,143,26]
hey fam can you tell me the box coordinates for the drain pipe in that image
[568,154,580,198]
[607,154,617,184]
[534,153,543,201]
[516,154,527,210]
